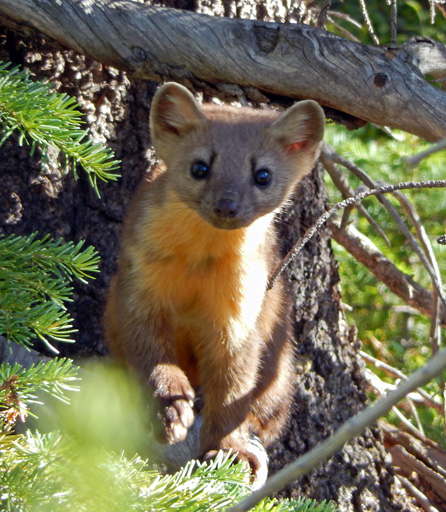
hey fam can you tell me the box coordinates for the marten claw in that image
[163,396,195,444]
[202,441,268,490]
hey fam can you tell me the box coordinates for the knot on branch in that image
[253,24,279,54]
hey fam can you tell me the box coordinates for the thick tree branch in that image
[1,0,446,140]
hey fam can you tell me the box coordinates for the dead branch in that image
[323,143,445,305]
[404,139,446,167]
[320,150,390,244]
[268,179,446,290]
[226,346,446,512]
[361,351,442,411]
[1,1,446,140]
[383,422,446,510]
[397,475,440,512]
[330,219,446,327]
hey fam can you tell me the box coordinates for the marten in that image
[104,82,325,482]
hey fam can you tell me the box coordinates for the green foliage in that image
[0,62,120,195]
[328,0,446,45]
[324,124,446,443]
[0,233,100,351]
[0,358,79,428]
[0,435,337,512]
[0,362,338,512]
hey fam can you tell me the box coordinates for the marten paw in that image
[202,437,268,489]
[157,383,195,444]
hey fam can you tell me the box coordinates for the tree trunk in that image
[0,2,419,510]
[272,167,414,509]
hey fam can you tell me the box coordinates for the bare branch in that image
[358,0,380,44]
[2,0,446,140]
[361,351,442,411]
[391,405,425,439]
[320,152,390,244]
[226,347,446,512]
[394,190,441,278]
[404,139,446,167]
[397,475,440,512]
[330,219,446,327]
[390,0,398,45]
[268,179,446,290]
[322,144,446,307]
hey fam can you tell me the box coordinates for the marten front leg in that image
[197,338,263,476]
[150,363,195,444]
[104,282,195,444]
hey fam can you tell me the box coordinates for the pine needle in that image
[0,61,120,195]
[0,233,100,348]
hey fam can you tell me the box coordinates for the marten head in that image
[150,83,325,230]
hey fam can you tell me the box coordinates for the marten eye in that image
[253,168,272,188]
[190,160,210,180]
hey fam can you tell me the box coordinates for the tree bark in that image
[1,0,446,140]
[270,167,416,510]
[0,2,420,510]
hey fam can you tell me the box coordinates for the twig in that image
[430,292,446,437]
[390,0,398,45]
[394,190,441,279]
[361,350,442,411]
[397,475,440,512]
[392,190,445,429]
[358,0,380,44]
[325,15,361,42]
[391,405,425,438]
[404,139,446,167]
[364,367,430,435]
[268,178,446,290]
[226,347,446,512]
[316,145,446,308]
[330,219,446,327]
[327,10,362,29]
[429,0,437,25]
[321,152,390,245]
[408,397,425,436]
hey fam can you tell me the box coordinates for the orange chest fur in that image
[129,201,270,341]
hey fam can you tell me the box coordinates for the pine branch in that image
[0,61,120,195]
[0,358,78,411]
[0,438,338,512]
[0,233,100,350]
[0,361,337,512]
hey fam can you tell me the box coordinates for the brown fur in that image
[104,83,325,476]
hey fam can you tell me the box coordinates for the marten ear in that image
[150,83,207,153]
[268,100,325,159]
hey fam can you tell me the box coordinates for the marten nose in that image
[214,198,239,218]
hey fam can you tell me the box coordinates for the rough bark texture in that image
[268,167,414,510]
[0,1,419,510]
